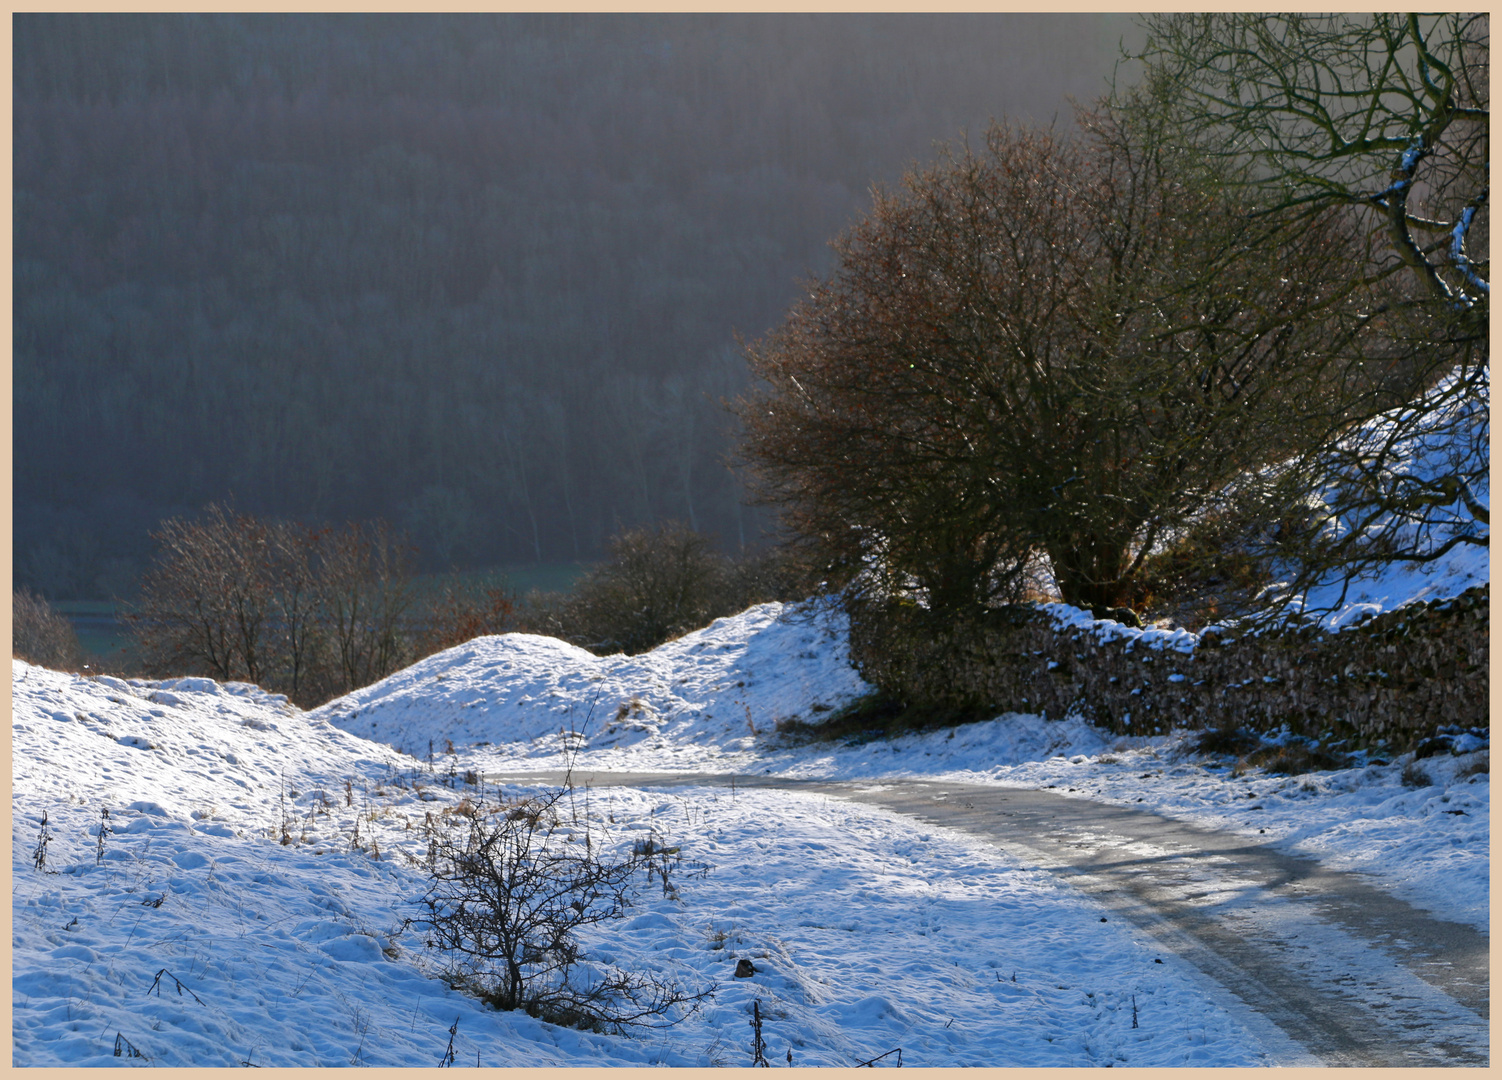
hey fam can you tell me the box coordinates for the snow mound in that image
[315,601,872,759]
[12,660,412,832]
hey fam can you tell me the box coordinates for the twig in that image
[856,1046,903,1067]
[146,967,205,1006]
[95,808,112,865]
[33,810,54,872]
[750,999,769,1067]
[439,1015,459,1067]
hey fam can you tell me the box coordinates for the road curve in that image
[490,769,1489,1067]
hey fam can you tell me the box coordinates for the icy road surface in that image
[492,769,1490,1067]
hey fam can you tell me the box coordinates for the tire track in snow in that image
[490,769,1488,1067]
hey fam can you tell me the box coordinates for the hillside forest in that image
[14,13,1135,600]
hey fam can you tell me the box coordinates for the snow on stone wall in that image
[849,585,1487,752]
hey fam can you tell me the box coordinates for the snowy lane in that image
[855,780,1490,1068]
[493,770,1489,1067]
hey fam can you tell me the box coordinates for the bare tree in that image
[1131,13,1487,328]
[415,787,712,1033]
[265,520,326,703]
[319,521,415,694]
[1127,14,1489,607]
[12,588,83,670]
[128,506,416,703]
[130,505,277,684]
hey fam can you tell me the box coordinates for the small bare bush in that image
[1457,752,1489,779]
[1401,759,1435,788]
[1246,741,1350,776]
[1188,723,1262,759]
[415,787,712,1033]
[13,588,83,670]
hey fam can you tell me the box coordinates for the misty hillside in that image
[14,14,1135,598]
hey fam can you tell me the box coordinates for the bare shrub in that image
[31,810,54,872]
[1188,723,1262,759]
[513,587,573,642]
[533,524,803,657]
[413,581,517,658]
[127,505,415,706]
[1457,752,1489,779]
[1401,760,1435,789]
[1130,505,1279,629]
[719,545,810,614]
[12,587,83,670]
[1247,742,1350,776]
[415,787,712,1032]
[562,521,726,654]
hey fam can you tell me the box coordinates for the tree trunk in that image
[1048,539,1133,615]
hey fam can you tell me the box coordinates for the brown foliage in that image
[416,584,518,657]
[12,588,84,670]
[127,505,415,706]
[737,114,1372,624]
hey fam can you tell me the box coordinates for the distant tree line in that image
[12,13,1131,600]
[49,505,799,706]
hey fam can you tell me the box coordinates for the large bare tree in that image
[1127,14,1488,614]
[1132,13,1487,325]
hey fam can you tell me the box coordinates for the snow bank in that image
[13,660,1284,1067]
[315,601,872,759]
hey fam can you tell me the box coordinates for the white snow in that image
[11,373,1488,1066]
[15,656,1286,1067]
[13,573,1486,1065]
[1275,365,1488,628]
[310,594,1486,932]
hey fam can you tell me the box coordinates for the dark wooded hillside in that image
[14,13,1133,598]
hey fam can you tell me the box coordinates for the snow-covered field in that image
[11,374,1488,1066]
[12,568,1487,1065]
[14,657,1288,1067]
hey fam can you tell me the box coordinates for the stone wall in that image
[847,585,1488,752]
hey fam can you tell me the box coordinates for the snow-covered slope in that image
[304,594,1488,932]
[12,371,1488,1065]
[316,601,870,763]
[1275,365,1488,628]
[15,659,1288,1067]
